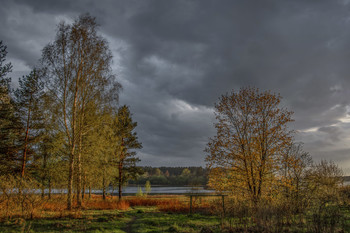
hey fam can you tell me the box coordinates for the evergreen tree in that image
[112,105,142,201]
[0,41,12,80]
[14,69,44,177]
[0,41,22,175]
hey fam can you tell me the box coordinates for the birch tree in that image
[41,14,121,209]
[206,87,294,205]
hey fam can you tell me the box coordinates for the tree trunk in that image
[41,152,47,199]
[102,176,106,200]
[118,138,125,201]
[118,161,123,201]
[82,186,85,200]
[76,150,82,207]
[66,60,80,210]
[48,177,52,200]
[67,76,79,210]
[67,148,75,210]
[82,174,86,200]
[41,186,45,199]
[76,102,85,208]
[21,101,32,177]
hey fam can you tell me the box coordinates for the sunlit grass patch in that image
[0,209,130,233]
[130,207,221,233]
[2,194,349,232]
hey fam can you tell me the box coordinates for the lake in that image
[109,186,215,195]
[46,186,215,195]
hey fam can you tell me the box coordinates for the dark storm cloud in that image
[3,0,350,170]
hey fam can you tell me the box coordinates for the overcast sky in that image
[2,0,350,173]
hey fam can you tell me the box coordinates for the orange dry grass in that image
[42,200,66,212]
[157,199,189,212]
[127,196,208,213]
[85,199,129,210]
[127,197,168,206]
[1,194,214,219]
[125,196,214,213]
[158,197,212,213]
[42,195,130,212]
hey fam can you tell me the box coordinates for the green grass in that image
[1,206,349,232]
[0,207,221,233]
[0,209,130,233]
[128,207,220,233]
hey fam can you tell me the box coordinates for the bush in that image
[0,175,45,219]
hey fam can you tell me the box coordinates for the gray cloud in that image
[318,126,343,142]
[2,0,350,171]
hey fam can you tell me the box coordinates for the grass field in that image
[0,206,222,233]
[1,194,350,232]
[0,195,223,232]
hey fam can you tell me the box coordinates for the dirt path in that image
[123,216,137,233]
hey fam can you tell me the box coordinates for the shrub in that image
[136,186,143,197]
[0,175,45,219]
[84,197,130,210]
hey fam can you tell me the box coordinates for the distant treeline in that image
[129,167,209,186]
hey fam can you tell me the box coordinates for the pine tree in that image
[0,41,22,175]
[112,105,142,201]
[0,41,12,80]
[14,69,44,177]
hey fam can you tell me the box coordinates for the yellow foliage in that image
[206,87,294,204]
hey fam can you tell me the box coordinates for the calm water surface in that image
[48,186,215,195]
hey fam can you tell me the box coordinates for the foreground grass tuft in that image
[1,195,350,232]
[0,206,222,233]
